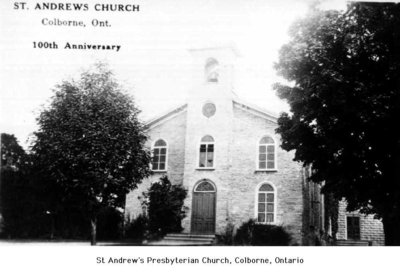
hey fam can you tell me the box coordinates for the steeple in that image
[188,45,239,89]
[182,45,239,234]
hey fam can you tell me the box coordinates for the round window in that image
[202,103,216,118]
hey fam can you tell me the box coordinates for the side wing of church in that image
[125,46,317,245]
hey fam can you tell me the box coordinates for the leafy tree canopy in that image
[31,63,151,244]
[274,2,400,244]
[1,133,26,170]
[0,133,44,238]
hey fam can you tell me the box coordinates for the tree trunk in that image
[50,215,55,240]
[90,216,97,246]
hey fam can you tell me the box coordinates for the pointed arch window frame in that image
[254,182,277,224]
[197,135,216,170]
[256,135,278,171]
[151,138,168,172]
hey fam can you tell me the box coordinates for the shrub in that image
[234,219,291,246]
[216,221,235,245]
[0,167,58,239]
[124,214,148,241]
[142,176,187,239]
[97,207,123,240]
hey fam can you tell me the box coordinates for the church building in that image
[125,46,320,245]
[335,200,384,245]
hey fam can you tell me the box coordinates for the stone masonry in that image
[125,46,312,245]
[336,200,385,245]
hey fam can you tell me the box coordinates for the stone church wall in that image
[125,46,311,245]
[226,106,304,244]
[124,111,187,220]
[125,103,307,245]
[336,200,385,245]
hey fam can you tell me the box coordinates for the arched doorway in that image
[191,180,216,234]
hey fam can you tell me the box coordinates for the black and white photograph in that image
[0,0,399,277]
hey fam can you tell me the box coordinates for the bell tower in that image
[187,45,238,103]
[181,45,239,234]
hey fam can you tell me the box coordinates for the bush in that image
[124,215,148,241]
[97,207,123,240]
[0,168,53,239]
[234,219,291,246]
[142,176,187,239]
[216,221,235,245]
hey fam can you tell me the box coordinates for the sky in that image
[0,0,349,149]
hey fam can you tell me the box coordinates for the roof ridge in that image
[145,103,188,127]
[232,97,279,119]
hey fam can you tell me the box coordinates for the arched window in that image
[199,135,214,168]
[205,58,219,83]
[151,139,167,171]
[258,136,276,170]
[257,183,276,223]
[194,181,216,192]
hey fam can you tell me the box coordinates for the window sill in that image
[151,170,167,173]
[196,168,215,171]
[255,221,277,225]
[255,169,278,173]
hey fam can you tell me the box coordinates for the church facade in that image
[125,46,320,245]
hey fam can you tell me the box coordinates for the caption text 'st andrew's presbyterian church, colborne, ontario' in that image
[124,46,384,245]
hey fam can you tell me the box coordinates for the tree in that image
[142,176,187,238]
[31,63,151,245]
[0,133,46,238]
[1,133,26,170]
[274,2,400,245]
[1,135,89,240]
[1,133,26,236]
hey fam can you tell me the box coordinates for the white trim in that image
[196,135,216,170]
[150,138,169,172]
[195,168,215,171]
[193,179,217,193]
[254,181,278,225]
[146,104,187,129]
[255,135,278,171]
[151,138,169,149]
[233,99,278,123]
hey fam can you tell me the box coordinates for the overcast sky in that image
[0,0,350,149]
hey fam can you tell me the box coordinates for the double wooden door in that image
[191,191,216,234]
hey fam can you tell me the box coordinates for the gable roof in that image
[144,96,279,129]
[145,103,188,129]
[233,97,279,124]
